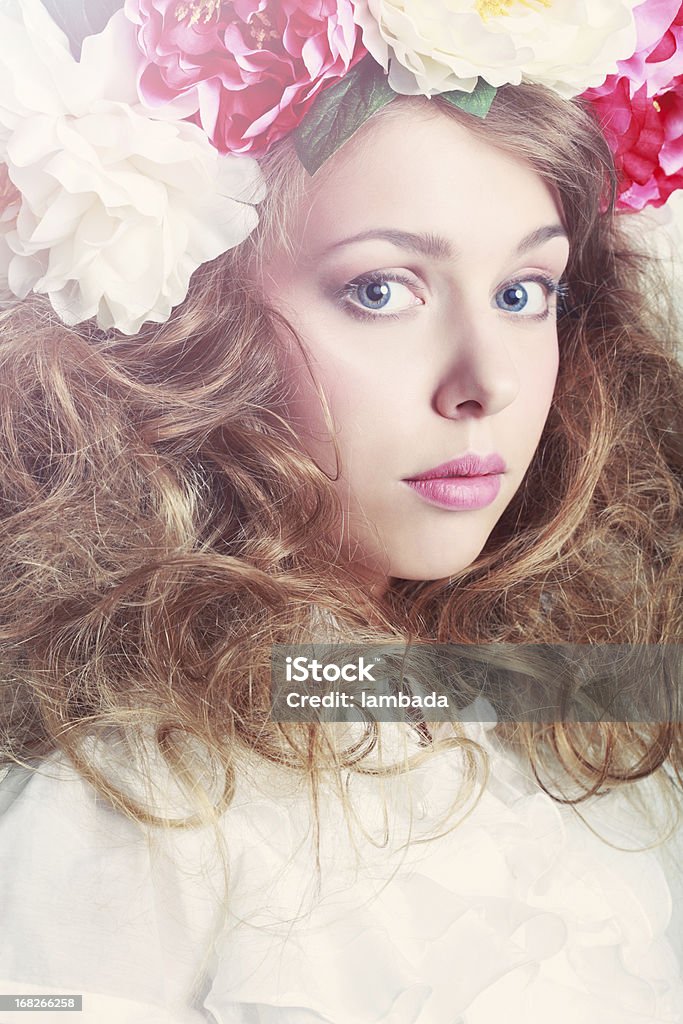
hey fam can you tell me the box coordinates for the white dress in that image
[1,711,682,1024]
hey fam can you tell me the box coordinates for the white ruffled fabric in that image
[203,718,683,1024]
[0,715,682,1023]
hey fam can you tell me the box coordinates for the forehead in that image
[290,106,562,261]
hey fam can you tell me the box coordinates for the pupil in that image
[362,281,391,307]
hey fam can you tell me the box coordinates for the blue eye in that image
[498,283,531,312]
[494,277,558,317]
[356,280,394,310]
[338,271,423,320]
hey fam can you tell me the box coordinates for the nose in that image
[433,304,520,420]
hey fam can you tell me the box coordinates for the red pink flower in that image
[125,0,366,156]
[581,1,683,210]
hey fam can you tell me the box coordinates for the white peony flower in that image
[352,0,642,99]
[0,0,264,335]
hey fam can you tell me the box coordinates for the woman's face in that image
[261,105,570,593]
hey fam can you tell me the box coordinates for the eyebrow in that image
[315,224,568,261]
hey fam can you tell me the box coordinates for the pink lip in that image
[403,452,506,511]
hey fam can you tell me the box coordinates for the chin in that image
[389,543,490,583]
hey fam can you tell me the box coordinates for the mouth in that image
[403,452,506,511]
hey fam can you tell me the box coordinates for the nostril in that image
[434,398,486,419]
[455,399,485,414]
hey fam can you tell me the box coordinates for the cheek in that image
[527,338,560,415]
[277,340,365,473]
[300,348,375,432]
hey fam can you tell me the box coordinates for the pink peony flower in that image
[124,0,367,156]
[584,75,683,210]
[581,2,683,210]
[609,0,683,97]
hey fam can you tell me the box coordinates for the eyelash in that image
[336,271,570,324]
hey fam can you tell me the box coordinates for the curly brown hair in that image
[0,84,681,856]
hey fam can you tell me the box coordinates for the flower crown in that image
[0,0,681,335]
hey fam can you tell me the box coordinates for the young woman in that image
[0,1,682,1021]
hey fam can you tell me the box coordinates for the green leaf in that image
[293,56,397,176]
[439,78,497,119]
